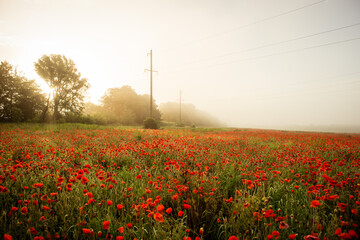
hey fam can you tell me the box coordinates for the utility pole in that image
[179,89,182,124]
[145,50,158,118]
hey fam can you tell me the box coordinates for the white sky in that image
[1,0,360,130]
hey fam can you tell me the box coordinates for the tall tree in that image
[0,61,45,122]
[101,86,161,124]
[34,54,90,120]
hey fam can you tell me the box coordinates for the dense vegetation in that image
[0,61,46,122]
[0,126,359,240]
[1,59,220,127]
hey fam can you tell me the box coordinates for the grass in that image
[0,124,359,240]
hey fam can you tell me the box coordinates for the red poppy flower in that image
[3,234,12,240]
[21,207,28,215]
[310,200,321,208]
[83,228,92,234]
[166,208,172,214]
[228,237,239,240]
[272,231,279,239]
[348,230,359,239]
[32,183,44,188]
[29,227,38,235]
[351,209,358,215]
[304,235,319,240]
[116,237,124,240]
[280,221,289,229]
[178,211,184,217]
[86,192,93,198]
[117,227,124,233]
[117,204,124,210]
[157,204,164,212]
[288,234,296,239]
[107,200,113,206]
[103,221,110,230]
[337,203,347,210]
[126,223,132,229]
[183,204,191,209]
[33,237,45,240]
[11,207,18,212]
[335,228,342,236]
[153,212,164,222]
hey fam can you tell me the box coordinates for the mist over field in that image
[1,0,360,132]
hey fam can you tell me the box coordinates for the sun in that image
[23,39,66,97]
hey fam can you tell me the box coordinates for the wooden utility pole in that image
[145,50,157,118]
[179,89,182,124]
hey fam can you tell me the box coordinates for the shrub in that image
[143,117,159,129]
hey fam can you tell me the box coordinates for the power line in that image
[159,0,327,53]
[163,36,360,74]
[255,81,360,100]
[174,22,360,67]
[230,71,360,95]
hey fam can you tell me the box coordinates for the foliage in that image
[143,117,159,129]
[34,54,90,121]
[84,85,161,125]
[0,61,46,122]
[0,127,359,240]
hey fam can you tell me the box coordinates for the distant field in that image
[0,125,359,240]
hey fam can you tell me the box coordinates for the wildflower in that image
[348,230,359,239]
[351,209,358,215]
[32,183,44,188]
[33,237,45,240]
[337,203,347,210]
[310,200,321,208]
[166,208,172,214]
[272,231,279,239]
[172,194,179,200]
[83,229,92,234]
[126,223,132,229]
[157,204,164,212]
[29,227,38,235]
[103,221,110,230]
[303,235,319,240]
[153,212,164,222]
[279,221,289,229]
[183,204,191,209]
[178,211,184,217]
[21,207,28,215]
[289,234,296,239]
[335,228,342,236]
[117,204,124,210]
[228,237,239,240]
[107,200,113,206]
[3,234,12,240]
[117,227,124,233]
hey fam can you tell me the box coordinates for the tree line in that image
[1,54,222,127]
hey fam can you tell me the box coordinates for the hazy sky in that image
[1,0,360,130]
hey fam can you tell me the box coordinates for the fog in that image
[1,0,360,132]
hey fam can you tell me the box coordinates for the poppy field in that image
[0,126,359,240]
